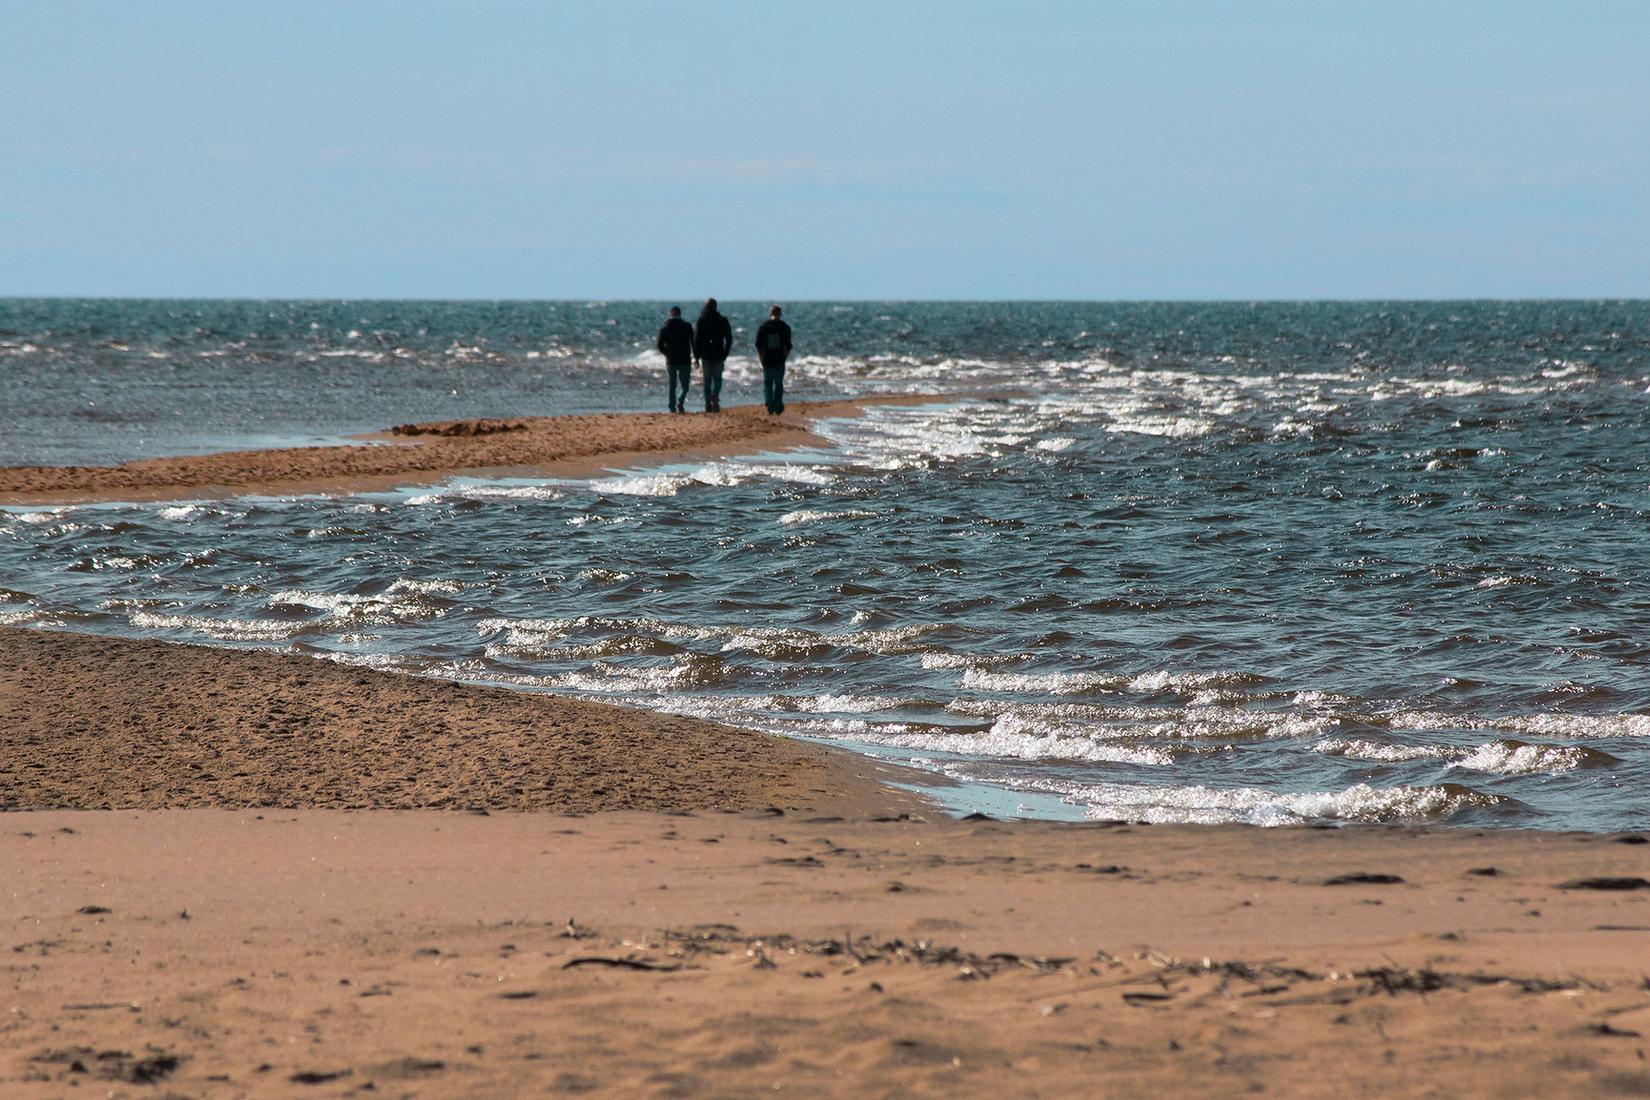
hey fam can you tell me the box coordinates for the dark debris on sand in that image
[389,418,526,437]
[33,1047,182,1084]
[663,926,1075,979]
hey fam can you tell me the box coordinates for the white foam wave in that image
[921,651,1004,670]
[1022,778,1492,826]
[1452,741,1596,775]
[453,483,565,501]
[582,461,760,498]
[758,465,838,485]
[587,473,694,497]
[1105,415,1214,438]
[848,623,959,655]
[268,587,449,623]
[475,615,958,664]
[1314,738,1443,763]
[1316,736,1599,775]
[961,668,1118,694]
[578,568,634,584]
[532,660,717,695]
[1128,669,1263,693]
[1388,709,1650,739]
[129,610,305,640]
[959,666,1257,696]
[943,698,1332,741]
[779,508,876,526]
[856,726,1173,767]
[1476,575,1540,589]
[477,615,721,652]
[719,626,836,657]
[797,692,908,713]
[386,577,465,595]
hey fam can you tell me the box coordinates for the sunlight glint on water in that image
[2,299,1648,828]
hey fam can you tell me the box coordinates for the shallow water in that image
[3,299,1649,828]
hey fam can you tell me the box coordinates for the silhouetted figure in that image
[656,306,694,413]
[755,305,793,415]
[693,298,733,413]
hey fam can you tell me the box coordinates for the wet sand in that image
[0,396,936,504]
[5,631,1650,1097]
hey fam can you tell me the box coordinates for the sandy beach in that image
[0,396,935,504]
[5,629,1650,1097]
[0,629,911,817]
[11,0,1646,1092]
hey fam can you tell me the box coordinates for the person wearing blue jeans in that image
[754,304,793,415]
[693,298,733,412]
[656,306,694,413]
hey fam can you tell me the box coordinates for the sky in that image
[4,0,1648,299]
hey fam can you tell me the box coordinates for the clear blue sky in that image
[4,1,1647,299]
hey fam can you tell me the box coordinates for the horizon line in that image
[4,294,1648,306]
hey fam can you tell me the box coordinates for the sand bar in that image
[5,628,1650,1096]
[0,396,937,504]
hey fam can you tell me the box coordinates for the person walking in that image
[656,306,694,413]
[693,298,733,413]
[755,305,793,415]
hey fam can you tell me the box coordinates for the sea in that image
[3,299,1648,830]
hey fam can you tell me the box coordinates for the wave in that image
[959,666,1263,696]
[267,585,452,624]
[128,610,308,640]
[779,508,876,526]
[1104,415,1215,438]
[1014,777,1501,826]
[1384,709,1650,740]
[1315,736,1614,774]
[586,472,698,497]
[850,716,1176,767]
[1451,740,1616,775]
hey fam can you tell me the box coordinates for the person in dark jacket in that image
[656,306,694,413]
[754,305,793,415]
[692,298,733,413]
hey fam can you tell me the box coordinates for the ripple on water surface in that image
[4,300,1649,829]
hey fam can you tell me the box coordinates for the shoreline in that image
[5,630,1650,1094]
[0,395,939,505]
[0,627,925,817]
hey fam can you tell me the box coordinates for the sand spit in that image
[0,396,936,504]
[6,809,1650,1098]
[0,628,914,816]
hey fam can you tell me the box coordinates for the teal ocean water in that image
[3,299,1648,828]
